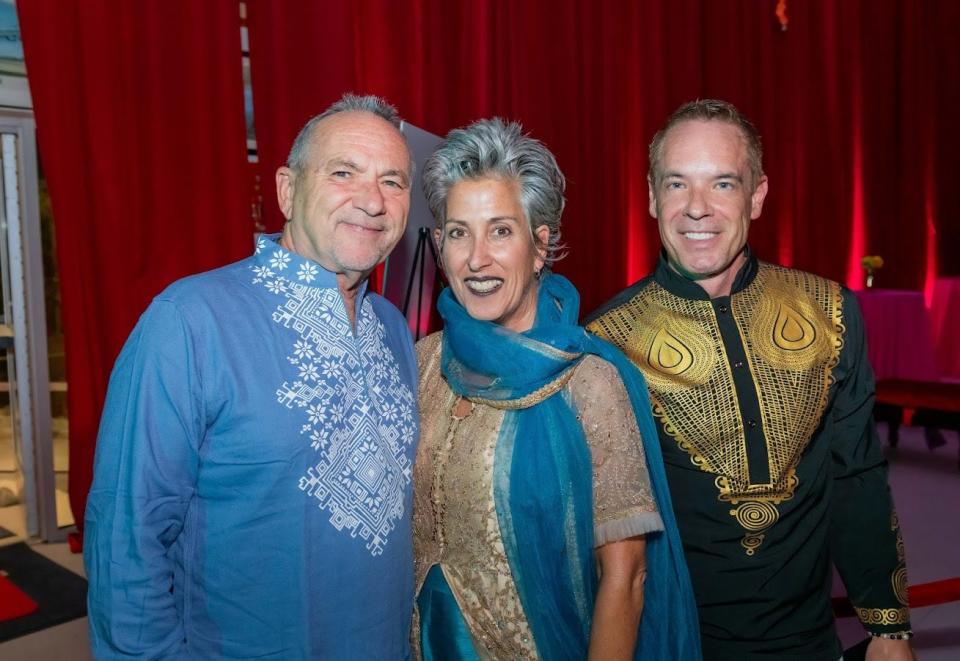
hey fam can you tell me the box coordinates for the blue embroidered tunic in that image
[84,234,419,659]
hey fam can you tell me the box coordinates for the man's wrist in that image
[868,630,913,640]
[865,636,916,661]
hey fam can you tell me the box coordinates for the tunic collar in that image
[653,247,758,300]
[252,232,369,301]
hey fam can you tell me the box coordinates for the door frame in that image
[0,108,61,541]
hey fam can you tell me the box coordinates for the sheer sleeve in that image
[568,355,664,546]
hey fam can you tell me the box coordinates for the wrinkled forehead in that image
[308,111,412,171]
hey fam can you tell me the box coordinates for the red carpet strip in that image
[0,574,38,622]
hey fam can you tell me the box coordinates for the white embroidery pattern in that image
[252,259,416,556]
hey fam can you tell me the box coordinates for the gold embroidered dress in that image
[412,332,663,659]
[587,251,911,660]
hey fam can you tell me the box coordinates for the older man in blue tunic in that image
[85,94,419,659]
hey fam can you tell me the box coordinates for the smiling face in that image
[276,111,411,289]
[649,119,768,298]
[437,177,549,332]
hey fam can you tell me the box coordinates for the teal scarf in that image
[426,273,701,660]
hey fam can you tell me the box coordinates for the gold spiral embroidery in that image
[731,501,779,531]
[741,533,765,556]
[892,566,909,606]
[855,607,911,626]
[731,501,780,555]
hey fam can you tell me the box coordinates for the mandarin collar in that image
[653,247,758,300]
[253,233,369,299]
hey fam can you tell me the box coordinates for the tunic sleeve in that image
[568,355,664,547]
[829,289,912,636]
[83,299,204,659]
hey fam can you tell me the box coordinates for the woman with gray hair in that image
[411,119,700,660]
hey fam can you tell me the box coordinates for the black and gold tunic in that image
[586,251,910,661]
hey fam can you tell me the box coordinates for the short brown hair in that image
[648,99,763,188]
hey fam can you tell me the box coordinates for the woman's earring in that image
[534,268,542,280]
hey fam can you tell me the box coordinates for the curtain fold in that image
[248,0,959,309]
[19,0,251,534]
[17,0,960,540]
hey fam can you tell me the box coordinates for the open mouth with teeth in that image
[465,277,503,295]
[682,231,719,240]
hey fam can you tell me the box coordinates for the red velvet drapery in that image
[248,0,960,313]
[19,0,251,533]
[18,0,960,534]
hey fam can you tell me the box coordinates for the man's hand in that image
[865,637,916,661]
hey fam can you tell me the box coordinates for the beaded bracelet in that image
[868,630,914,641]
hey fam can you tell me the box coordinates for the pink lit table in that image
[854,289,939,382]
[930,278,960,381]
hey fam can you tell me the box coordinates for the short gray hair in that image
[649,99,764,189]
[422,118,567,267]
[286,93,403,173]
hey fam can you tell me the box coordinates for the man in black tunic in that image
[586,100,914,660]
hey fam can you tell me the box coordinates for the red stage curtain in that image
[19,0,252,533]
[17,0,960,539]
[248,0,960,315]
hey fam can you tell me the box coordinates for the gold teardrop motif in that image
[647,328,694,375]
[773,303,816,351]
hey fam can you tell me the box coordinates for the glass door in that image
[0,109,62,542]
